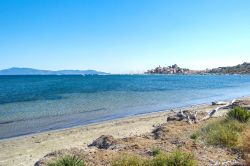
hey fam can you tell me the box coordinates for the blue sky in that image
[0,0,250,73]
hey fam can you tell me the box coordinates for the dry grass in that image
[111,150,196,166]
[242,129,250,165]
[150,150,196,166]
[197,118,246,148]
[47,155,85,166]
[111,153,146,166]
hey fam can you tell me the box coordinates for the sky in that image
[0,0,250,74]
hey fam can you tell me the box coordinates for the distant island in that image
[0,67,109,75]
[145,62,250,74]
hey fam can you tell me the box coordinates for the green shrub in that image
[148,152,168,166]
[190,133,199,140]
[112,154,146,166]
[112,150,196,166]
[47,155,85,166]
[204,124,238,147]
[199,119,246,148]
[228,107,250,123]
[149,150,196,166]
[151,147,162,156]
[223,118,246,132]
[165,150,196,166]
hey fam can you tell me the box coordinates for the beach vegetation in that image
[149,149,196,166]
[197,118,246,148]
[112,150,196,166]
[193,106,250,148]
[151,147,162,156]
[227,107,250,123]
[47,155,85,166]
[190,133,199,140]
[112,154,146,166]
[242,129,250,165]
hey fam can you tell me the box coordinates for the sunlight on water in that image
[1,75,250,139]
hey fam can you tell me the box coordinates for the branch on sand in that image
[167,99,236,124]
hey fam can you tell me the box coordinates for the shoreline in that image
[0,95,245,142]
[1,96,249,166]
[0,101,226,142]
[0,103,218,166]
[0,96,249,166]
[0,102,209,142]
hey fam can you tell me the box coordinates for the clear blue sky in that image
[0,0,250,73]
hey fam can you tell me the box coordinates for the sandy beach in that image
[0,101,230,166]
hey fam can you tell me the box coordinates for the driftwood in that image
[201,99,236,121]
[167,110,197,124]
[167,99,236,124]
[212,101,228,105]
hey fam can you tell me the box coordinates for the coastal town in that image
[145,64,202,74]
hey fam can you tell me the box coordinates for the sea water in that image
[1,74,250,139]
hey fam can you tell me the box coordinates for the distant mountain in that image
[0,67,109,75]
[208,62,250,74]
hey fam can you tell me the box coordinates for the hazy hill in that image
[208,62,250,74]
[0,67,109,75]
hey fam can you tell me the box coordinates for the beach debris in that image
[167,100,237,124]
[231,100,250,110]
[212,101,229,105]
[88,135,117,149]
[201,99,236,121]
[167,110,198,124]
[167,116,183,121]
[152,125,170,139]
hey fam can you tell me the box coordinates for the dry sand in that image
[0,98,245,166]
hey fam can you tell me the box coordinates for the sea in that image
[1,74,250,139]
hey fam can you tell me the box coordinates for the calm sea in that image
[1,75,250,139]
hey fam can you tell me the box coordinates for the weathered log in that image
[167,99,236,124]
[212,101,228,105]
[167,110,197,124]
[167,116,182,121]
[201,99,236,121]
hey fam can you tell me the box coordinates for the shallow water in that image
[1,74,250,139]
